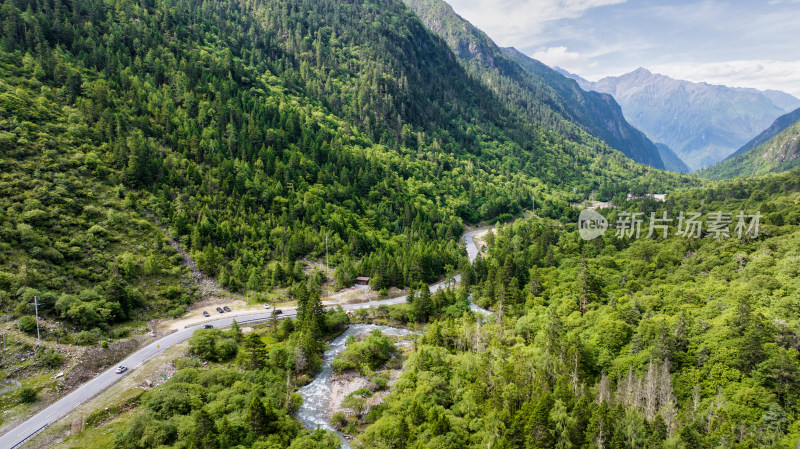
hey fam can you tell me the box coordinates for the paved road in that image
[0,229,489,448]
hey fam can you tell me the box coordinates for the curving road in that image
[0,229,489,448]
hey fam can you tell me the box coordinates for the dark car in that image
[216,307,224,313]
[274,309,283,315]
[203,324,214,329]
[115,366,128,374]
[223,306,231,312]
[202,311,210,317]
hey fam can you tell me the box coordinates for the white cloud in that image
[447,0,627,45]
[532,46,583,67]
[648,60,800,97]
[445,1,800,96]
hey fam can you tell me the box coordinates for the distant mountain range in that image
[403,0,666,170]
[559,68,800,171]
[700,107,800,179]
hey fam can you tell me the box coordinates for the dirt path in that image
[143,210,225,297]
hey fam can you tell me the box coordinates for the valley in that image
[0,0,799,448]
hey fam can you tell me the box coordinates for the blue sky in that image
[445,0,800,96]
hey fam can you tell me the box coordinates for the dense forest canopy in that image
[356,169,800,448]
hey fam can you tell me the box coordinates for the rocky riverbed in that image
[296,324,416,448]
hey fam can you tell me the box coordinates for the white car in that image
[263,303,270,309]
[115,366,128,374]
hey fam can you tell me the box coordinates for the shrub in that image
[371,375,389,390]
[74,330,99,346]
[17,316,37,334]
[174,357,202,370]
[331,411,348,429]
[323,307,350,334]
[85,404,121,426]
[39,349,65,368]
[214,337,238,361]
[112,328,130,339]
[168,305,186,318]
[351,388,372,398]
[163,286,182,300]
[188,330,217,360]
[18,387,37,404]
[342,394,366,418]
[332,330,398,375]
[365,403,387,424]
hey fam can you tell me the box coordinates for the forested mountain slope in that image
[726,107,800,161]
[0,56,192,333]
[402,0,665,169]
[502,47,665,170]
[0,0,695,333]
[700,114,800,180]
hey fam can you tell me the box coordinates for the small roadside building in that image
[355,277,370,286]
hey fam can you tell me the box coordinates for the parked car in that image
[263,303,270,309]
[203,324,214,329]
[274,309,283,315]
[223,306,231,312]
[115,366,128,374]
[216,307,224,313]
[202,311,210,317]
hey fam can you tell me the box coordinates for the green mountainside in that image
[0,0,690,332]
[503,47,666,170]
[700,113,800,180]
[402,0,666,170]
[0,57,193,332]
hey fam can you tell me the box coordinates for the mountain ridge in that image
[402,0,666,169]
[560,67,800,171]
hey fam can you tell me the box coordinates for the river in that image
[296,228,492,447]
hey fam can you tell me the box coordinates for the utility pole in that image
[33,296,41,346]
[2,314,6,366]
